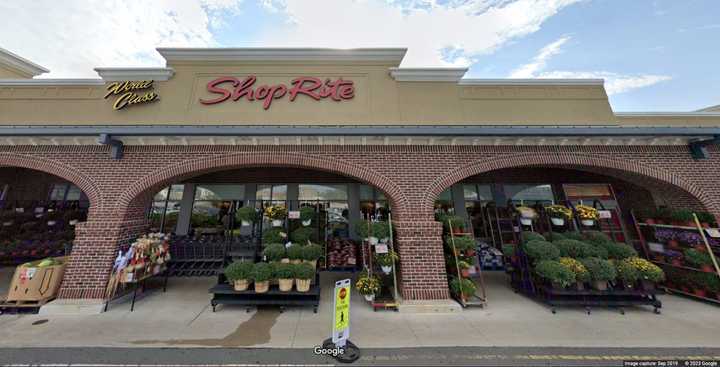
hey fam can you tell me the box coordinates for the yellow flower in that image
[575,205,599,220]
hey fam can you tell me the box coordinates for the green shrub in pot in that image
[252,262,274,293]
[545,232,567,242]
[582,231,612,245]
[274,262,296,291]
[580,257,617,290]
[684,248,713,268]
[291,227,315,245]
[670,209,694,224]
[372,221,391,240]
[615,260,640,288]
[553,239,599,258]
[301,243,323,269]
[236,206,259,225]
[522,231,545,244]
[262,243,286,262]
[263,228,286,244]
[299,207,315,222]
[442,215,466,231]
[225,261,254,291]
[449,277,477,300]
[287,244,304,264]
[446,235,476,252]
[535,260,575,288]
[602,242,638,260]
[558,257,590,285]
[295,262,316,292]
[522,240,560,262]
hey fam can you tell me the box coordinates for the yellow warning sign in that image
[334,284,350,332]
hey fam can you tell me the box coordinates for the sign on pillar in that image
[332,279,351,347]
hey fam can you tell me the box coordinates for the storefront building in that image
[1,47,720,310]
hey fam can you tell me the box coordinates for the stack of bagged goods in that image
[113,233,171,283]
[479,242,504,270]
[326,238,358,269]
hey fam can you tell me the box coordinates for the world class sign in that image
[200,75,355,110]
[104,80,159,111]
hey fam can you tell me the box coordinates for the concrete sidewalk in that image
[0,271,718,349]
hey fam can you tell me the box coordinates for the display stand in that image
[209,272,320,313]
[361,216,399,311]
[507,230,661,314]
[633,212,720,305]
[104,268,169,312]
[447,220,486,308]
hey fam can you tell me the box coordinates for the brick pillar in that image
[394,220,449,300]
[57,209,150,300]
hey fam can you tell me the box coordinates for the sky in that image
[0,0,718,111]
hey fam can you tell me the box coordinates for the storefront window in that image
[299,184,349,236]
[359,184,389,220]
[256,184,287,206]
[150,185,184,233]
[434,188,454,214]
[504,184,554,205]
[191,185,244,232]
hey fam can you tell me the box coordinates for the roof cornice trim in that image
[616,112,720,117]
[0,125,718,137]
[0,79,105,86]
[94,67,175,81]
[0,48,49,77]
[388,67,468,82]
[157,47,408,64]
[459,78,604,86]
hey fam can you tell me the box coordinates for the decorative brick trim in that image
[423,152,717,216]
[0,152,100,207]
[117,151,410,219]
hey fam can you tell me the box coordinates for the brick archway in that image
[422,152,716,215]
[0,152,100,207]
[117,151,410,219]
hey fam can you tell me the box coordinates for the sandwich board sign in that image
[332,279,351,347]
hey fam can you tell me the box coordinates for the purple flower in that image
[675,230,704,245]
[654,229,677,242]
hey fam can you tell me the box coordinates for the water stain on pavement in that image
[131,306,280,347]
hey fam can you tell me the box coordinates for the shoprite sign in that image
[200,75,355,110]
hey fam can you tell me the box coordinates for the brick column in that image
[394,220,449,300]
[58,211,150,300]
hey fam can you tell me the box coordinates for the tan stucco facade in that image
[0,48,718,127]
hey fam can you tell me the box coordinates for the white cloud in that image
[510,37,671,95]
[256,0,584,67]
[1,0,582,77]
[509,36,570,78]
[0,0,242,77]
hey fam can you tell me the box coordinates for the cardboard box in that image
[6,257,67,303]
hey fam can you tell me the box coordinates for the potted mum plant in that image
[522,240,561,263]
[356,272,381,301]
[301,243,323,269]
[372,221,391,243]
[442,215,466,234]
[615,259,640,289]
[580,257,616,291]
[287,244,304,264]
[624,257,665,290]
[670,209,694,227]
[559,257,590,290]
[274,262,295,292]
[458,260,472,278]
[535,260,575,289]
[262,228,287,244]
[575,205,599,227]
[516,206,538,226]
[252,262,274,293]
[263,243,286,263]
[448,235,476,256]
[299,207,315,227]
[696,212,717,228]
[264,205,287,227]
[295,262,315,292]
[545,205,573,226]
[683,248,714,273]
[450,277,477,302]
[375,249,399,274]
[291,227,314,245]
[225,261,254,291]
[236,206,259,227]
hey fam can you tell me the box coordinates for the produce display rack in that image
[633,211,720,305]
[209,271,320,313]
[104,269,169,312]
[360,215,400,312]
[508,230,662,314]
[447,220,487,308]
[0,298,50,314]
